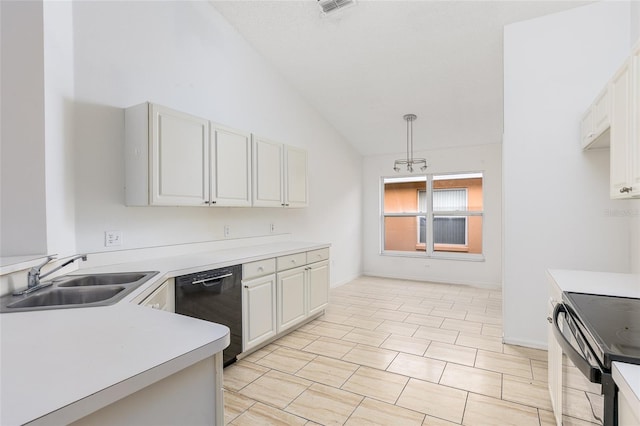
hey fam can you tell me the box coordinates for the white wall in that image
[632,1,639,44]
[0,1,48,257]
[43,1,77,257]
[59,1,362,286]
[362,143,502,287]
[503,2,632,348]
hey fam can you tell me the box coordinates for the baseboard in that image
[362,271,501,290]
[330,273,362,289]
[503,336,547,351]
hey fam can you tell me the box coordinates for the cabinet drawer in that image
[307,248,329,264]
[277,252,307,271]
[243,258,276,280]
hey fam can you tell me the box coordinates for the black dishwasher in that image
[175,265,242,367]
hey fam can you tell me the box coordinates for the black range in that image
[564,292,640,368]
[553,292,640,425]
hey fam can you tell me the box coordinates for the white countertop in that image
[546,269,640,298]
[78,241,330,303]
[547,269,640,417]
[0,241,328,425]
[613,362,640,419]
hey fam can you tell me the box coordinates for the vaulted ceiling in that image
[212,1,591,156]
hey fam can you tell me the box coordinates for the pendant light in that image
[393,114,427,173]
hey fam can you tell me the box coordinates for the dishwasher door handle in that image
[190,273,233,286]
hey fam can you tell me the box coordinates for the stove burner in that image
[614,328,640,356]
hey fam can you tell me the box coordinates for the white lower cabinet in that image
[241,248,330,355]
[71,353,223,426]
[276,256,329,334]
[139,278,175,312]
[547,279,563,426]
[276,266,307,333]
[618,375,640,426]
[242,274,277,352]
[307,260,329,317]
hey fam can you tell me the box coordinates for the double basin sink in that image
[0,271,158,313]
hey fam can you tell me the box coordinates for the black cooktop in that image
[563,292,640,369]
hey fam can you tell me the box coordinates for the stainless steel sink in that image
[0,271,158,313]
[56,273,148,287]
[7,287,126,308]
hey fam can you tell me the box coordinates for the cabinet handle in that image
[620,187,633,193]
[151,303,160,309]
[204,201,210,204]
[211,200,217,204]
[588,132,595,138]
[546,316,552,324]
[258,266,264,272]
[244,285,248,289]
[291,259,296,264]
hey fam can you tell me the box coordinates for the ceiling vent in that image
[317,0,357,16]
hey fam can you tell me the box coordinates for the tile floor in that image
[223,276,596,425]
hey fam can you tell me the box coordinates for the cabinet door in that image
[284,146,308,207]
[610,59,632,198]
[211,125,252,206]
[242,274,277,351]
[141,278,175,312]
[593,87,610,138]
[547,280,563,425]
[307,260,329,317]
[150,104,209,206]
[630,54,640,197]
[580,107,595,149]
[276,266,306,333]
[252,136,284,207]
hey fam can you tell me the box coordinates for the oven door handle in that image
[552,303,602,384]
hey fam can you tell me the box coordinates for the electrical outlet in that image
[224,225,230,238]
[270,223,275,233]
[105,231,122,247]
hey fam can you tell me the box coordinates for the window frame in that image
[380,172,484,261]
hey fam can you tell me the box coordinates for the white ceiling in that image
[211,0,591,156]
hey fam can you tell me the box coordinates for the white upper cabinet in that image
[610,58,633,198]
[631,44,640,198]
[252,136,284,207]
[126,102,309,207]
[609,45,639,199]
[581,40,640,199]
[126,103,209,206]
[284,146,309,207]
[581,86,611,149]
[125,103,252,206]
[252,136,308,208]
[210,124,252,206]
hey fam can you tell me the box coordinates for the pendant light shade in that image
[393,114,427,173]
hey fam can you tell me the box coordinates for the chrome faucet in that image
[14,254,88,296]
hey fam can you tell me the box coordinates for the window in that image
[382,173,483,258]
